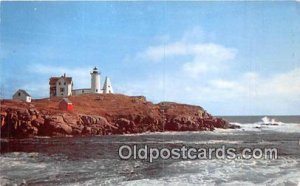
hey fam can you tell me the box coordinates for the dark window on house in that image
[82,90,84,93]
[60,88,64,92]
[59,82,61,85]
[64,82,66,85]
[96,89,98,92]
[18,92,21,96]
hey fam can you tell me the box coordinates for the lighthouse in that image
[56,66,114,96]
[90,67,101,93]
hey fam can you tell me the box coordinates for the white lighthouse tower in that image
[90,67,101,93]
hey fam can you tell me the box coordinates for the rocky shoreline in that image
[0,94,238,138]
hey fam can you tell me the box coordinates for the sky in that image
[1,1,300,115]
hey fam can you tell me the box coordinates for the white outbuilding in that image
[12,89,32,102]
[103,76,113,94]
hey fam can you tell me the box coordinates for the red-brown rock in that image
[0,94,234,138]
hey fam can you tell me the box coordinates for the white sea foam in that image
[118,157,300,186]
[90,139,242,145]
[1,149,299,186]
[1,117,299,186]
[122,117,300,136]
[229,116,300,133]
[235,122,300,133]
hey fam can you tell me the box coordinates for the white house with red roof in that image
[49,73,73,97]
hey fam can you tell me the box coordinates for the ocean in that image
[1,116,300,186]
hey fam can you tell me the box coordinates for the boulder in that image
[39,115,72,136]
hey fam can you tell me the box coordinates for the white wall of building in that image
[12,90,31,102]
[55,78,72,97]
[72,88,93,95]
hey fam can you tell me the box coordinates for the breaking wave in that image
[1,116,300,185]
[231,116,300,133]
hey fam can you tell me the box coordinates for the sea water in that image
[1,116,300,186]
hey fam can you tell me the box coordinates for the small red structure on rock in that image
[59,98,73,111]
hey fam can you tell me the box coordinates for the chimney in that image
[64,73,66,78]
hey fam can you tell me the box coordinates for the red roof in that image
[49,77,72,85]
[60,98,72,104]
[49,77,59,85]
[59,98,73,111]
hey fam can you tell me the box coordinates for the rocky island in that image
[0,94,237,138]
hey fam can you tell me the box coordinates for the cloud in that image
[136,29,236,77]
[204,68,300,101]
[241,68,300,99]
[119,67,300,115]
[210,79,240,90]
[119,27,300,114]
[22,83,49,98]
[29,64,92,89]
[182,43,236,77]
[137,42,187,62]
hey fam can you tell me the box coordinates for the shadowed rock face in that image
[0,94,236,138]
